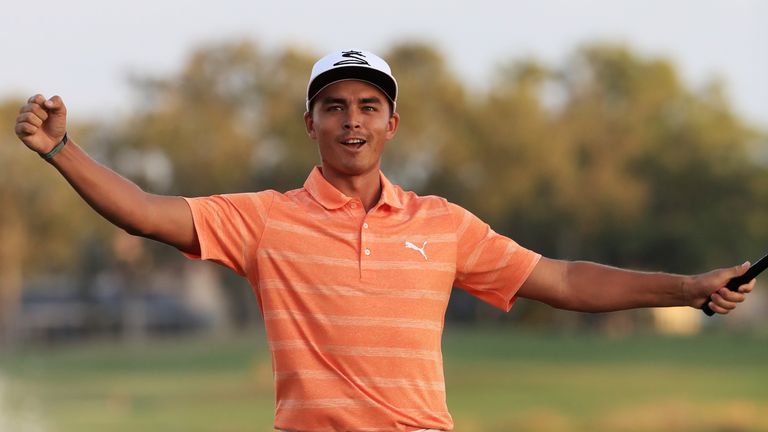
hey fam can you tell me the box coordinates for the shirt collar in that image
[378,169,405,210]
[304,166,405,211]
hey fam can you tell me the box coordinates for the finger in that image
[19,99,49,117]
[25,102,49,120]
[27,94,46,104]
[16,107,48,133]
[738,280,756,294]
[707,300,731,315]
[718,287,746,303]
[14,121,39,137]
[711,292,738,311]
[16,112,44,128]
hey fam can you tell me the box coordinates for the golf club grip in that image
[702,253,768,316]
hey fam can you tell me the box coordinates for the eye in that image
[362,105,377,112]
[326,105,343,112]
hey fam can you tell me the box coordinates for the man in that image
[15,49,754,431]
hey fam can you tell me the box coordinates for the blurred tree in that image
[104,41,768,330]
[412,44,766,328]
[443,44,766,271]
[0,100,100,341]
[3,40,766,338]
[555,44,764,270]
[383,43,473,192]
[113,41,320,327]
[119,40,267,196]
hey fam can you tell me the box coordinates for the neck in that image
[321,167,382,211]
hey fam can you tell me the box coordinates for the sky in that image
[1,0,766,127]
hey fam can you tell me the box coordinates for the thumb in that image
[725,261,751,280]
[41,95,68,141]
[44,95,67,115]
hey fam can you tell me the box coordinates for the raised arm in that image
[518,257,754,314]
[14,94,200,255]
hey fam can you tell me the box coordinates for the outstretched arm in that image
[518,257,754,314]
[14,94,200,255]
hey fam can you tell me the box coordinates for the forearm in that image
[519,257,694,312]
[47,138,165,238]
[15,96,199,251]
[561,261,692,312]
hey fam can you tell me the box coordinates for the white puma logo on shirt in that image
[405,241,428,261]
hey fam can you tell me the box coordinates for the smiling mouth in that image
[340,138,366,149]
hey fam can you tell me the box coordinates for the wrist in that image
[40,133,68,161]
[680,274,696,307]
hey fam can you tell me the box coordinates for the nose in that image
[343,110,361,130]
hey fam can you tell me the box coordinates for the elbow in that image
[119,194,158,239]
[538,260,583,311]
[123,224,150,238]
[548,295,593,313]
[122,215,162,240]
[118,210,156,239]
[551,295,606,313]
[553,261,580,310]
[524,258,589,312]
[551,261,608,313]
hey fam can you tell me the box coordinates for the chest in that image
[252,203,456,328]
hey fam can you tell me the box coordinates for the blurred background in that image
[1,1,767,431]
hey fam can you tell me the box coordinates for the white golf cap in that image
[306,49,398,111]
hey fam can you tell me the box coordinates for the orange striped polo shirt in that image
[183,167,540,431]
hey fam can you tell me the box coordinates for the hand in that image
[15,94,68,154]
[689,262,755,314]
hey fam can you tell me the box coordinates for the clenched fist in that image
[15,94,68,155]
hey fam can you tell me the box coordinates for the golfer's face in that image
[305,80,398,179]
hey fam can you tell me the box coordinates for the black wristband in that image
[40,133,68,160]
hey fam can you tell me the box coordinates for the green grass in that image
[1,328,767,431]
[442,329,768,431]
[0,335,275,432]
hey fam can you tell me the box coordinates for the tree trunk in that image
[0,199,25,347]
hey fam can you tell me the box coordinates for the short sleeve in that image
[182,191,275,276]
[450,203,541,311]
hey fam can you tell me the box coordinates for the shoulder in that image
[394,185,450,210]
[390,186,470,226]
[183,191,279,221]
[402,189,472,218]
[188,190,277,206]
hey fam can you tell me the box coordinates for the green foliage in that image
[114,40,768,273]
[0,100,105,273]
[2,39,767,328]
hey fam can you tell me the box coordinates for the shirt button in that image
[363,223,369,229]
[350,202,357,209]
[364,248,371,256]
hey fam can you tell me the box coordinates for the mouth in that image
[339,138,367,150]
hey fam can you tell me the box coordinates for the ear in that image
[304,111,317,140]
[385,112,400,140]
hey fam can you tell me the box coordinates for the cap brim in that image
[307,66,397,107]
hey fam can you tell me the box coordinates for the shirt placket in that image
[347,199,368,278]
[359,204,389,282]
[361,217,373,280]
